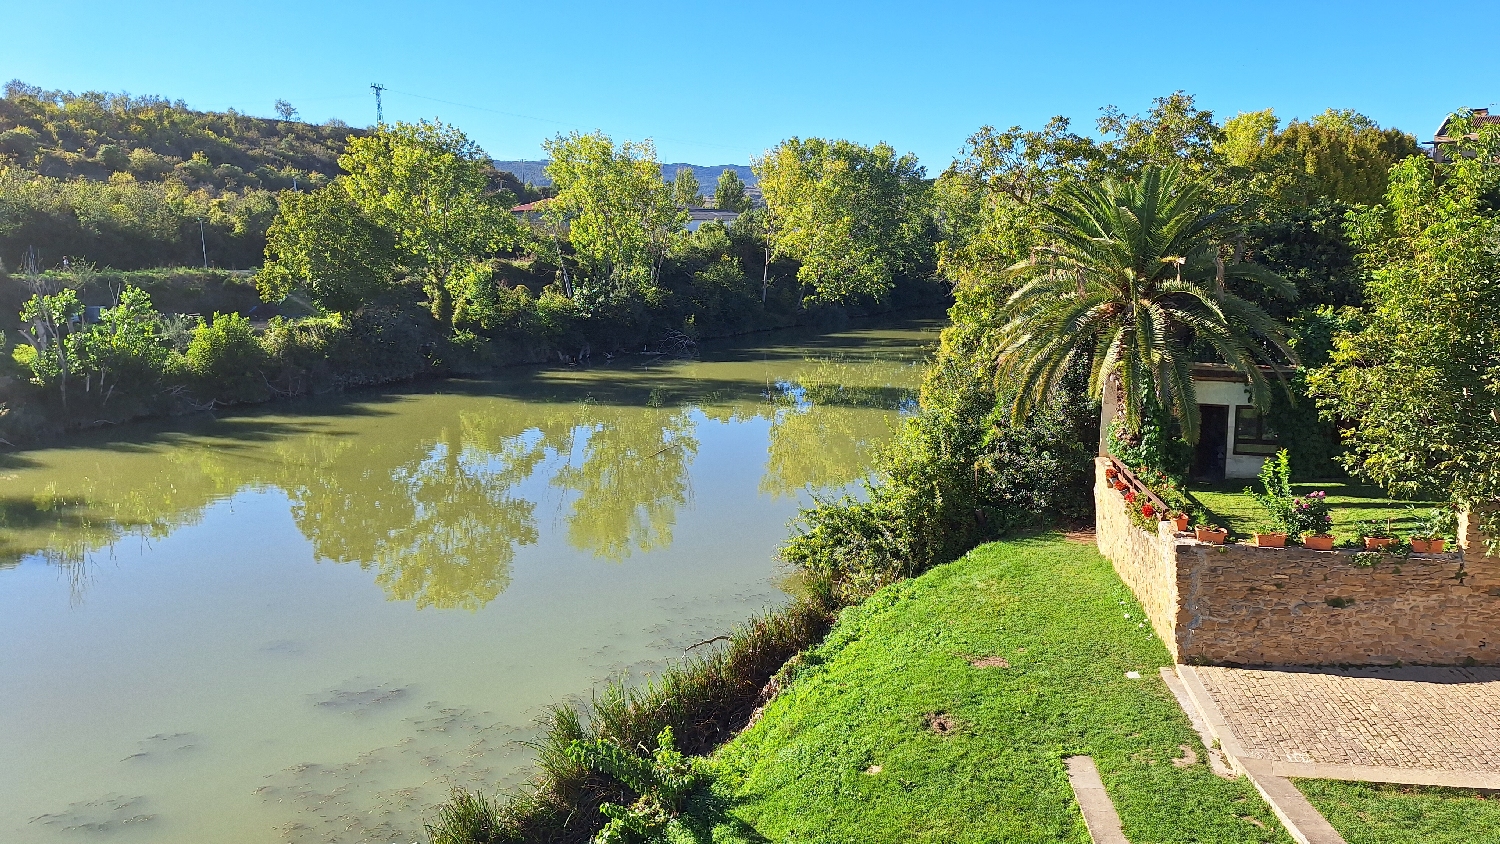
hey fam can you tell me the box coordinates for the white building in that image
[1188,364,1285,480]
[686,208,739,231]
[1100,364,1288,480]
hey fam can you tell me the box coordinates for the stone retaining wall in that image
[1094,458,1500,665]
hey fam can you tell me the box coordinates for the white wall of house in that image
[1193,379,1269,478]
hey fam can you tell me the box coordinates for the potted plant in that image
[1105,466,1119,480]
[1290,490,1334,550]
[1253,527,1288,548]
[1172,512,1190,532]
[1250,450,1294,548]
[1195,524,1228,544]
[1408,507,1456,553]
[1358,519,1394,550]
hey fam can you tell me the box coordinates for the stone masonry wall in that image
[1095,459,1500,665]
[1094,459,1183,659]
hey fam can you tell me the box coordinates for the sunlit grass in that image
[1187,480,1436,540]
[710,535,1291,843]
[1297,780,1500,844]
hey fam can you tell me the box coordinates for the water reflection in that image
[0,326,933,609]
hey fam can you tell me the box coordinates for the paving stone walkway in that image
[1194,665,1500,775]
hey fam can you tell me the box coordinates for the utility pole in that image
[370,83,386,124]
[198,219,208,269]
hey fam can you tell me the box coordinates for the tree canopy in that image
[754,137,931,303]
[1309,118,1500,520]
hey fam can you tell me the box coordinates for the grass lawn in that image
[1297,780,1500,843]
[1187,480,1436,542]
[705,535,1292,843]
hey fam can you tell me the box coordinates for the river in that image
[0,315,941,844]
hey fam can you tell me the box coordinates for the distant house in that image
[509,199,549,222]
[1188,364,1295,481]
[1427,107,1500,160]
[686,208,739,231]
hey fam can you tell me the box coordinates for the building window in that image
[1234,405,1279,455]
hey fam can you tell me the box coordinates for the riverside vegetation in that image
[5,79,1499,842]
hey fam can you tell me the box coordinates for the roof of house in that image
[1433,107,1500,143]
[1189,363,1298,383]
[510,200,548,213]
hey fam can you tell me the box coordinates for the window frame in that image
[1233,404,1280,456]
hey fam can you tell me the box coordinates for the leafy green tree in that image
[12,287,84,404]
[933,118,1099,291]
[258,186,397,312]
[994,165,1297,446]
[1097,92,1223,179]
[542,131,684,304]
[670,166,701,208]
[712,168,749,212]
[339,120,520,321]
[1309,118,1500,529]
[754,137,930,303]
[70,285,172,403]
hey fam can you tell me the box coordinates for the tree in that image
[259,186,397,312]
[713,168,749,212]
[993,165,1297,447]
[541,131,684,305]
[933,118,1099,291]
[274,99,299,121]
[671,167,701,208]
[1309,118,1500,531]
[70,285,172,404]
[754,137,930,303]
[12,287,84,405]
[339,120,520,321]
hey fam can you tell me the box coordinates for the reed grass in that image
[427,595,834,844]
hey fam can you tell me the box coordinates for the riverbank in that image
[432,535,1297,844]
[0,290,947,450]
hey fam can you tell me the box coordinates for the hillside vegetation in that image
[0,81,533,270]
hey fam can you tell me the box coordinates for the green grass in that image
[704,535,1292,843]
[1297,780,1500,843]
[1187,480,1435,541]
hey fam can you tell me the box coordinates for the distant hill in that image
[0,81,361,193]
[494,160,757,190]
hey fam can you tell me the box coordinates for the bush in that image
[782,358,1097,600]
[182,312,268,404]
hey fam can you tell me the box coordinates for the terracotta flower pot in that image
[1364,536,1394,550]
[1254,532,1287,548]
[1195,527,1227,544]
[1172,514,1190,532]
[1410,538,1446,553]
[1302,534,1335,551]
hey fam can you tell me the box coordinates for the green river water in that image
[0,316,941,844]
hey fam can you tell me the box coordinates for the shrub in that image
[181,312,268,404]
[1249,449,1296,533]
[782,362,1096,600]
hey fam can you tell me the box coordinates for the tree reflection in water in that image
[0,331,930,609]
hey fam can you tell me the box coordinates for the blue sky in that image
[6,0,1497,170]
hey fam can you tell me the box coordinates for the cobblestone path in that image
[1194,666,1500,772]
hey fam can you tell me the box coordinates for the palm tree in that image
[994,165,1296,449]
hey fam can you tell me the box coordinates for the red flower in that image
[1124,491,1137,503]
[1141,503,1155,517]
